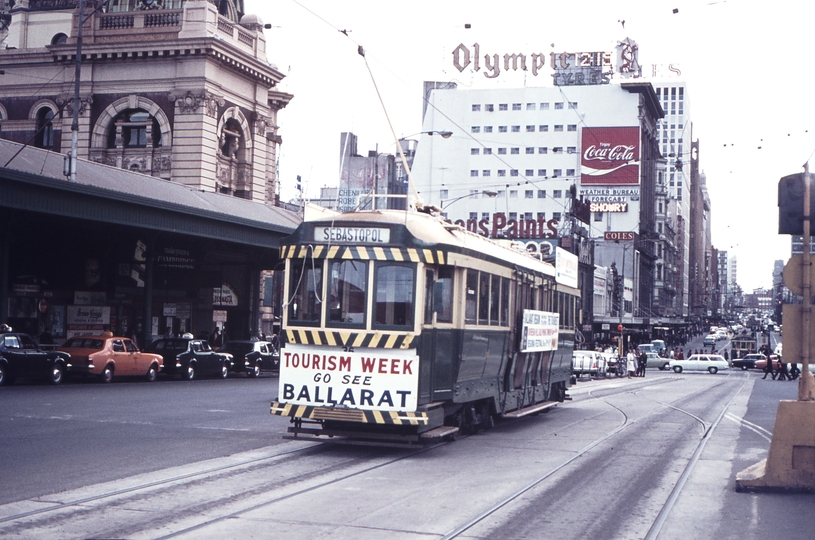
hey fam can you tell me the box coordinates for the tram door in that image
[419,268,456,402]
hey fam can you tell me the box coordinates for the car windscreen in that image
[62,338,104,349]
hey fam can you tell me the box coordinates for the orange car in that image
[59,332,163,383]
[753,355,781,371]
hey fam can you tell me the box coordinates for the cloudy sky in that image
[250,0,815,292]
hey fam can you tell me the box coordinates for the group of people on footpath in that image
[626,349,648,378]
[759,345,800,381]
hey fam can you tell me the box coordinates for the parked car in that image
[59,333,163,383]
[670,354,729,374]
[650,340,666,355]
[703,336,716,346]
[0,332,71,385]
[219,340,278,376]
[572,350,606,377]
[146,337,231,380]
[732,353,765,370]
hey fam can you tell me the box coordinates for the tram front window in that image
[288,260,323,324]
[328,260,367,325]
[375,264,415,328]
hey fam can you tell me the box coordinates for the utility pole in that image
[68,0,85,182]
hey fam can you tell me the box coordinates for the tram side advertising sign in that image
[279,344,419,412]
[520,310,560,353]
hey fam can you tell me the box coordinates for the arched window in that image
[51,33,68,45]
[35,108,55,149]
[219,118,243,159]
[108,109,162,149]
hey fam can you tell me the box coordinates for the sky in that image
[250,0,815,292]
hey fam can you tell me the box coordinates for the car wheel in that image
[0,363,7,386]
[50,363,64,385]
[662,362,670,371]
[673,365,683,373]
[249,362,260,378]
[187,364,195,381]
[220,364,228,379]
[102,364,114,383]
[709,366,718,374]
[741,365,748,371]
[146,364,158,382]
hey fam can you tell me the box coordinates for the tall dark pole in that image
[69,0,85,182]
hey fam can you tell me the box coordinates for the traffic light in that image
[296,175,302,192]
[778,173,815,234]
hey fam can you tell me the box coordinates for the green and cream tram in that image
[270,209,580,445]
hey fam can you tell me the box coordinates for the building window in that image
[35,107,55,149]
[567,147,576,154]
[553,147,563,154]
[540,125,548,132]
[482,212,489,220]
[509,212,518,220]
[567,124,577,131]
[540,103,549,110]
[109,109,161,149]
[498,148,507,155]
[537,212,546,220]
[440,189,449,199]
[525,169,533,177]
[569,102,578,109]
[537,170,546,177]
[511,147,520,155]
[471,126,481,133]
[499,126,507,133]
[525,190,534,198]
[594,212,603,221]
[553,190,562,198]
[469,212,478,220]
[526,103,536,110]
[537,190,546,198]
[539,147,548,154]
[512,103,522,110]
[497,190,505,197]
[553,212,562,220]
[485,104,494,112]
[510,190,518,198]
[499,104,508,111]
[482,170,491,177]
[483,148,492,155]
[566,168,575,176]
[554,125,563,132]
[553,169,562,177]
[471,148,480,155]
[470,170,479,177]
[484,126,493,133]
[525,147,534,154]
[554,102,564,110]
[526,125,535,132]
[524,212,533,220]
[472,104,482,112]
[498,170,506,177]
[510,170,519,177]
[511,125,520,133]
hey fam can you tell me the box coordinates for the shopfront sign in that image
[453,213,560,240]
[67,305,110,326]
[213,283,238,306]
[279,344,420,412]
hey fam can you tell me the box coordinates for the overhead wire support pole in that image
[69,0,85,182]
[801,163,814,400]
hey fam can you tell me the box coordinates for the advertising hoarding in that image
[581,127,640,185]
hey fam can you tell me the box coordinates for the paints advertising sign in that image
[581,127,640,185]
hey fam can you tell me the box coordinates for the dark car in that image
[732,353,765,371]
[219,340,278,376]
[146,337,231,380]
[0,332,71,385]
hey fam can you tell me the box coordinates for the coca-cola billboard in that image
[580,127,640,185]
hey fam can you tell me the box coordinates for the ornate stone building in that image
[0,0,291,204]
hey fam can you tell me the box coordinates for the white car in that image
[670,354,729,374]
[572,351,606,377]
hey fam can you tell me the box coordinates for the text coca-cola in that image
[583,144,636,162]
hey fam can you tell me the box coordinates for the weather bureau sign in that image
[315,226,390,244]
[278,344,419,412]
[590,202,628,213]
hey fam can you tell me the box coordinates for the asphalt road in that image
[1,351,813,539]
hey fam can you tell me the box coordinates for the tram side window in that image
[501,277,510,325]
[288,260,323,324]
[465,269,478,324]
[328,260,367,325]
[374,264,415,328]
[478,272,490,325]
[424,267,454,324]
[490,275,500,326]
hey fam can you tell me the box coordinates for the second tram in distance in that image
[270,208,580,445]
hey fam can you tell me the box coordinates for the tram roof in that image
[303,209,557,278]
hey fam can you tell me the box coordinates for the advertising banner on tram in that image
[278,344,420,412]
[520,310,560,353]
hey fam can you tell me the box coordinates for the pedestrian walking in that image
[627,349,637,379]
[777,359,790,381]
[761,355,774,380]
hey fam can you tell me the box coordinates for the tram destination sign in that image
[279,344,419,412]
[314,226,390,244]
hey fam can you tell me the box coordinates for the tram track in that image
[439,371,752,540]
